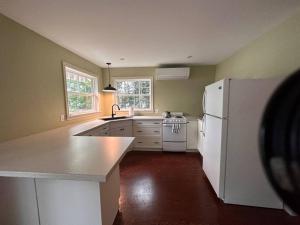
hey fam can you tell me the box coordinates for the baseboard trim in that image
[132,148,162,152]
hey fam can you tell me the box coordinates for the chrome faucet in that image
[112,104,120,118]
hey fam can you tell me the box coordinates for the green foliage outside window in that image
[64,66,98,116]
[115,79,151,110]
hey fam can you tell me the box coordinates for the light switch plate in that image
[60,114,65,122]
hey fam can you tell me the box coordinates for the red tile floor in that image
[114,151,300,225]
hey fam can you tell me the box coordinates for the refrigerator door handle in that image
[202,90,206,114]
[202,115,206,137]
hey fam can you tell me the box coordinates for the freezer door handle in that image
[202,90,206,114]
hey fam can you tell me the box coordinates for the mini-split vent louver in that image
[155,67,190,80]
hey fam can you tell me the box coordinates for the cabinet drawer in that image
[98,124,110,131]
[89,125,110,136]
[110,126,132,137]
[97,130,110,136]
[134,137,162,148]
[133,120,162,127]
[110,120,132,129]
[133,127,161,136]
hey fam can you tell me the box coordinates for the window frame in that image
[112,76,153,112]
[62,62,100,119]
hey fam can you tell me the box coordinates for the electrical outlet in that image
[60,114,65,122]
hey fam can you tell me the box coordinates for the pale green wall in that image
[5,6,299,142]
[102,66,216,116]
[0,14,103,142]
[216,10,300,80]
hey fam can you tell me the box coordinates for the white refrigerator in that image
[202,78,283,209]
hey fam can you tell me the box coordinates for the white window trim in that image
[62,62,100,120]
[112,76,154,112]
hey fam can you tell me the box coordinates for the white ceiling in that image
[1,0,300,68]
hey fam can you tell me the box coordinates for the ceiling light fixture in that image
[102,62,117,92]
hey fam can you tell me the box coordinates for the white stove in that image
[162,112,187,152]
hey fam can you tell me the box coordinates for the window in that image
[114,78,152,111]
[63,63,99,118]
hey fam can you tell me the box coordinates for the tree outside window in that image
[63,64,99,118]
[114,78,152,111]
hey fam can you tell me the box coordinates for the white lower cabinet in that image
[134,137,162,148]
[36,179,102,225]
[110,120,132,137]
[79,120,133,137]
[92,124,110,136]
[0,177,40,225]
[187,120,198,150]
[133,126,161,136]
[133,119,162,150]
[0,166,120,225]
[80,124,110,136]
[78,118,200,152]
[110,126,132,137]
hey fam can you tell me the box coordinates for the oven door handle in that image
[163,123,186,126]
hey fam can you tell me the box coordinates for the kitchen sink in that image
[101,116,128,121]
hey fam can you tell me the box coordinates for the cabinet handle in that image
[137,122,142,124]
[153,131,159,133]
[153,142,160,144]
[120,128,125,131]
[137,131,143,133]
[138,141,143,143]
[153,122,160,124]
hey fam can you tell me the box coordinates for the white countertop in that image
[0,120,136,182]
[0,116,165,182]
[98,115,163,121]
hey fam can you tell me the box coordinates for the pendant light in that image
[103,62,117,92]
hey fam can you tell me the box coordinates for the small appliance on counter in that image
[162,111,171,118]
[128,106,134,117]
[162,112,187,152]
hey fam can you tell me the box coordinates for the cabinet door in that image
[187,121,198,149]
[124,125,133,137]
[36,179,101,225]
[80,125,110,136]
[91,125,110,136]
[97,130,110,136]
[109,128,122,136]
[110,120,132,129]
[0,177,40,225]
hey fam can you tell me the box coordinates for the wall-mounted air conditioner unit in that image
[155,67,190,80]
